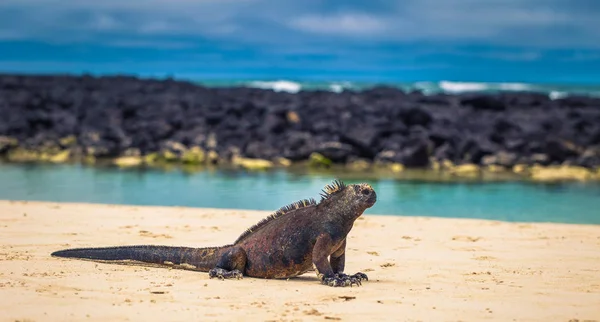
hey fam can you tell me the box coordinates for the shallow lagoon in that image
[0,162,599,225]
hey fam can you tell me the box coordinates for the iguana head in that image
[320,180,377,212]
[349,183,377,209]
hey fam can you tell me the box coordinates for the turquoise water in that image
[1,163,599,225]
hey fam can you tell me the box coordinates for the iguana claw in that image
[209,268,243,280]
[322,272,369,287]
[351,272,369,281]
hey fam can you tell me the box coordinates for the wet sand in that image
[1,200,599,321]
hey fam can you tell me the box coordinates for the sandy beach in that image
[0,200,599,322]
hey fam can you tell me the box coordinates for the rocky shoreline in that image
[1,74,599,182]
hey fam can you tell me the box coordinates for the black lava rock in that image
[0,73,599,168]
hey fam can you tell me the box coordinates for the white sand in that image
[1,200,599,321]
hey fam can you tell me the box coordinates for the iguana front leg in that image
[313,234,367,287]
[329,239,368,286]
[208,246,246,280]
[329,239,347,273]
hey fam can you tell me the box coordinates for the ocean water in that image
[195,79,600,99]
[1,163,599,225]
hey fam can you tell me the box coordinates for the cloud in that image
[106,40,197,49]
[89,14,121,31]
[560,51,600,62]
[289,13,388,36]
[0,0,598,49]
[434,48,543,62]
[0,0,599,84]
[482,52,542,62]
[0,30,23,40]
[0,0,253,45]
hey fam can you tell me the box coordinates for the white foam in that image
[328,81,353,93]
[237,80,597,98]
[439,81,536,93]
[329,83,343,93]
[413,81,439,94]
[549,91,568,100]
[248,80,302,93]
[439,81,488,93]
[497,83,531,91]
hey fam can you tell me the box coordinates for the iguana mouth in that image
[366,190,377,207]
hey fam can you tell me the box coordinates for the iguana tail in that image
[51,245,228,272]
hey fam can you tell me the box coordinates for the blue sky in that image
[0,0,599,83]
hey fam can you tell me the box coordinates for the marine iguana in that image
[51,180,377,287]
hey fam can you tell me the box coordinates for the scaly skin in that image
[51,180,377,287]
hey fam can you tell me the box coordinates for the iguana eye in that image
[361,188,370,196]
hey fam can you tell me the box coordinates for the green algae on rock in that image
[232,156,274,171]
[7,148,40,162]
[309,153,332,168]
[181,146,205,165]
[48,150,70,163]
[529,165,596,182]
[346,159,371,171]
[448,164,481,177]
[113,156,143,167]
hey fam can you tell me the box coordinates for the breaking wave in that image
[437,81,534,93]
[248,80,302,93]
[206,79,600,98]
[438,81,491,93]
[328,81,354,93]
[549,91,569,100]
